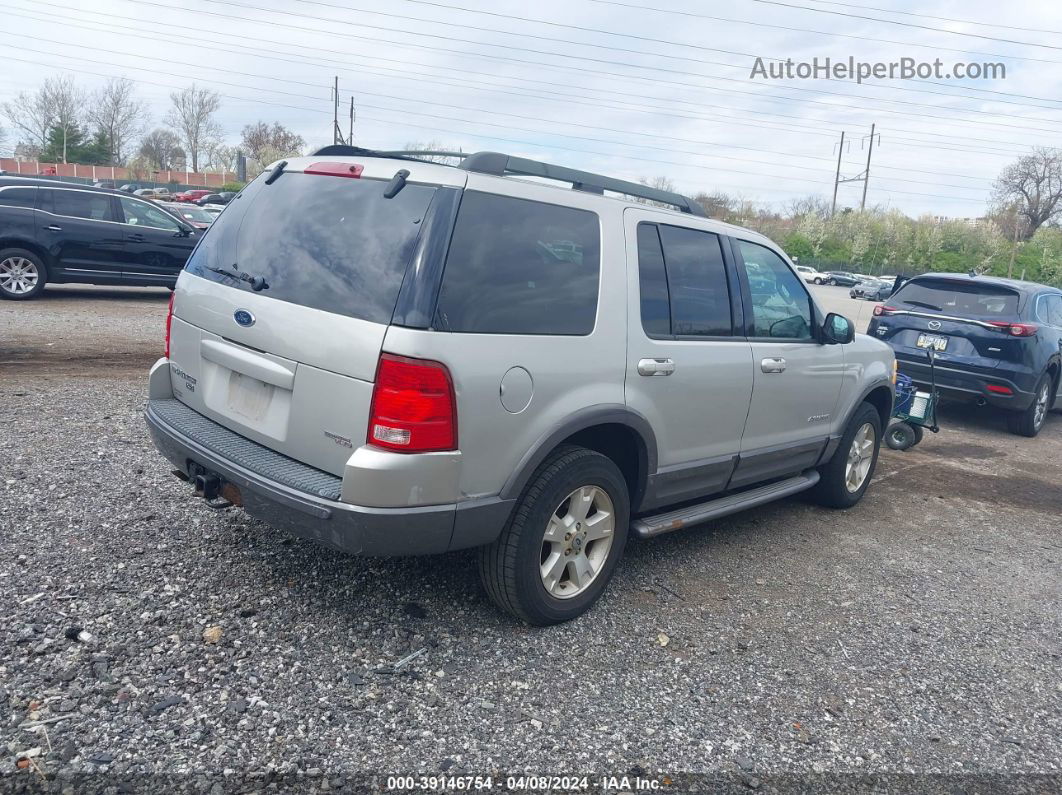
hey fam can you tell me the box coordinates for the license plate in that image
[916,333,948,351]
[226,371,274,421]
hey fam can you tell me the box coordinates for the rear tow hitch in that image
[193,473,233,509]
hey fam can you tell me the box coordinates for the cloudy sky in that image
[2,0,1061,218]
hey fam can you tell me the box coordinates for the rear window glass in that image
[893,278,1019,317]
[185,172,436,323]
[47,189,115,222]
[434,192,600,335]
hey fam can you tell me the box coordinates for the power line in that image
[1,52,990,206]
[586,0,1062,66]
[6,2,1047,160]
[744,0,1062,51]
[794,0,1062,35]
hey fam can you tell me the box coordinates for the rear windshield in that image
[892,278,1020,318]
[185,172,436,323]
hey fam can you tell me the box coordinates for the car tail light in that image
[874,305,898,317]
[303,162,364,178]
[368,353,456,452]
[986,384,1013,395]
[988,321,1038,337]
[164,292,175,358]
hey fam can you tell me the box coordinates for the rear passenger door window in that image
[49,189,117,223]
[735,239,813,340]
[434,192,600,335]
[0,187,37,208]
[637,222,733,337]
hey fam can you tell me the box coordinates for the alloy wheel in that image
[540,485,615,599]
[845,422,876,493]
[0,257,39,295]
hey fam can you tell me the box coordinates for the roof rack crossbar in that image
[307,146,706,216]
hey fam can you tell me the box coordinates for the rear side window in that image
[46,189,116,222]
[434,192,600,335]
[892,278,1019,318]
[185,172,436,323]
[0,187,37,208]
[637,222,732,337]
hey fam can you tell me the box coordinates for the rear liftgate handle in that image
[638,358,675,376]
[761,357,787,374]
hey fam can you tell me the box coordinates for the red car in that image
[174,189,212,203]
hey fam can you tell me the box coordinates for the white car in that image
[795,265,829,285]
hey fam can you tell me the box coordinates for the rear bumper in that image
[896,355,1036,410]
[144,396,512,556]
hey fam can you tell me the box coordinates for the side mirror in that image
[823,312,855,344]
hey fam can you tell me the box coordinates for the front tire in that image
[812,403,882,508]
[1007,374,1052,437]
[814,277,823,284]
[479,445,630,625]
[0,248,48,300]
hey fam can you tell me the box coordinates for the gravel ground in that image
[1,287,1060,791]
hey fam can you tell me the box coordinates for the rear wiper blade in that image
[903,300,942,311]
[206,264,269,292]
[383,168,410,199]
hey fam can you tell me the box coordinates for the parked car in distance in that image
[826,270,861,287]
[174,189,212,203]
[159,201,215,229]
[870,274,1061,437]
[92,180,117,189]
[795,264,829,284]
[199,203,226,217]
[194,191,235,206]
[851,277,892,301]
[144,147,895,625]
[0,176,199,300]
[118,184,138,193]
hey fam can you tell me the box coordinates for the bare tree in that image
[0,124,7,157]
[139,128,185,171]
[240,121,305,169]
[86,78,148,166]
[402,140,464,165]
[991,147,1062,240]
[164,84,221,173]
[39,75,85,163]
[785,194,832,219]
[1,86,55,154]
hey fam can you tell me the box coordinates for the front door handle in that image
[761,357,786,373]
[637,358,675,376]
[46,224,62,231]
[127,234,145,242]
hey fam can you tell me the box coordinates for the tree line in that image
[1,75,306,178]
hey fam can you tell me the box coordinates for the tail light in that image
[986,384,1013,395]
[874,305,898,317]
[988,321,1038,337]
[368,354,457,453]
[164,292,175,358]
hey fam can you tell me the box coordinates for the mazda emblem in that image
[927,320,941,331]
[233,309,255,328]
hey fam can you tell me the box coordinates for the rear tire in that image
[478,445,629,625]
[812,403,882,508]
[0,248,48,300]
[1007,374,1051,437]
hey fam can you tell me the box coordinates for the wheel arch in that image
[0,237,53,270]
[499,406,657,512]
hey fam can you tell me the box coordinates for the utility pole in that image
[348,96,355,145]
[332,76,342,145]
[860,122,876,211]
[831,130,845,217]
[831,124,878,215]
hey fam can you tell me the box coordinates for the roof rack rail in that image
[307,146,706,216]
[459,151,706,216]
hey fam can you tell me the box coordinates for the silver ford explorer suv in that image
[146,147,895,625]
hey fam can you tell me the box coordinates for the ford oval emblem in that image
[927,320,941,331]
[233,309,255,328]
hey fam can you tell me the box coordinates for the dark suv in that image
[868,273,1062,436]
[0,177,199,299]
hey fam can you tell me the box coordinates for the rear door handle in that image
[637,358,675,376]
[761,357,786,373]
[46,224,62,231]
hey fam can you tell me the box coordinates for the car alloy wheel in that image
[0,256,39,295]
[539,485,616,599]
[1033,380,1050,430]
[845,422,876,492]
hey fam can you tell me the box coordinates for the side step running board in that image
[631,470,820,539]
